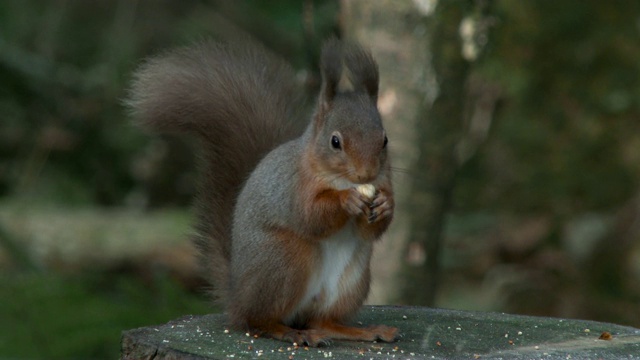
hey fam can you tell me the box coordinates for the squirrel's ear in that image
[319,39,343,111]
[344,43,379,103]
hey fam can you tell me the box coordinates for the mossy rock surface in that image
[121,305,640,359]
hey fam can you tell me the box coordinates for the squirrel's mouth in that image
[327,175,379,191]
[327,177,357,191]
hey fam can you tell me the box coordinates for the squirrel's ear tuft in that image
[318,39,379,109]
[319,39,343,109]
[344,43,379,102]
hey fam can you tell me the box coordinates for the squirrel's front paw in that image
[340,188,371,217]
[368,191,394,223]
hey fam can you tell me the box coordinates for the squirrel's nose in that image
[355,166,379,184]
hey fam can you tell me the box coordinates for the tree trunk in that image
[340,0,439,304]
[341,0,487,305]
[400,1,473,306]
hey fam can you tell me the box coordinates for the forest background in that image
[1,0,639,358]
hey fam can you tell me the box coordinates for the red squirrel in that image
[127,39,398,347]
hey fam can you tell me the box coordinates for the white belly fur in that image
[287,225,368,322]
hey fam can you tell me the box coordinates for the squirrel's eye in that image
[383,135,388,149]
[330,135,342,150]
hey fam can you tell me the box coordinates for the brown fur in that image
[128,39,397,346]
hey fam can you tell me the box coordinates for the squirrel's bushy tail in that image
[126,41,306,303]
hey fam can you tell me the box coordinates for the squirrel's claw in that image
[368,191,394,223]
[342,188,371,217]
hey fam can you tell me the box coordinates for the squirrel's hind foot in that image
[249,320,399,347]
[306,320,400,345]
[283,329,332,347]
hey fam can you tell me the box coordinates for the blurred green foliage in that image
[1,0,640,358]
[0,272,211,358]
[0,1,337,358]
[3,0,636,213]
[447,0,640,328]
[456,0,640,214]
[0,0,337,207]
